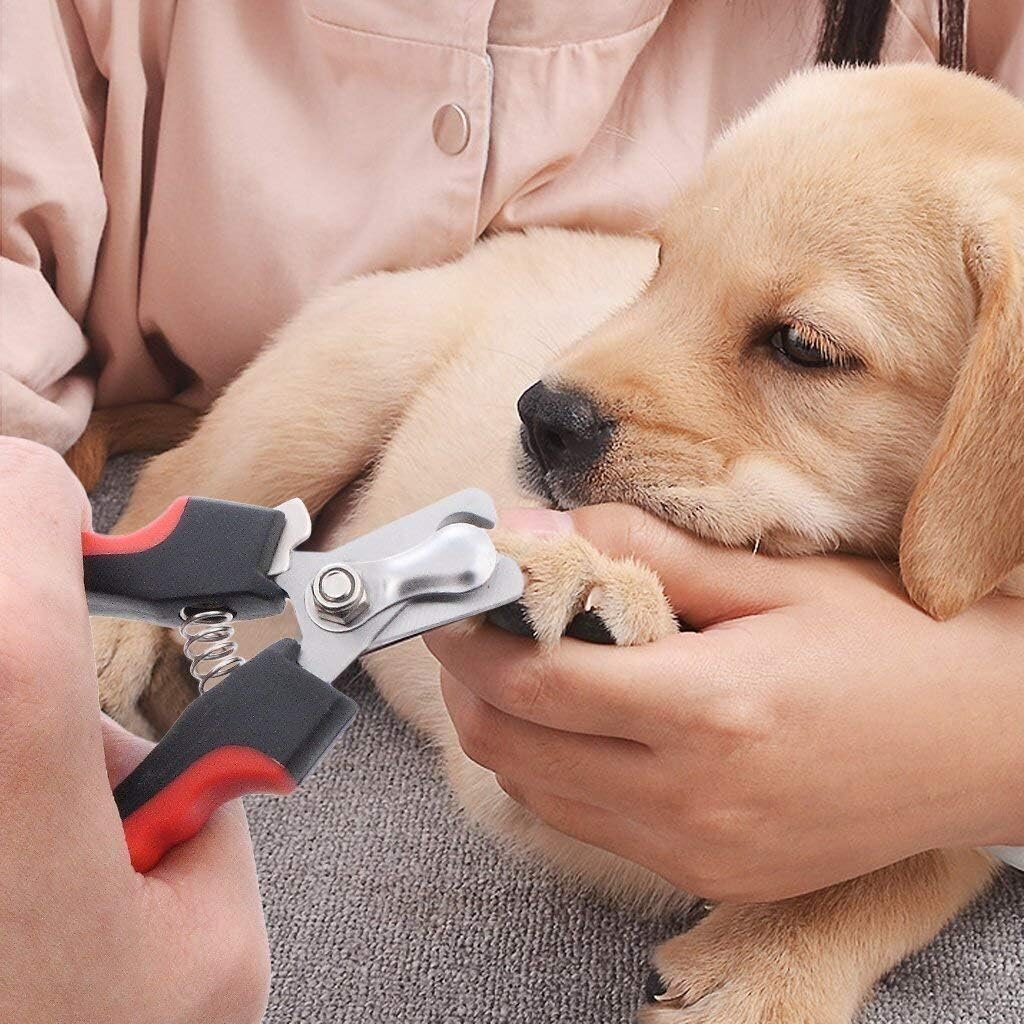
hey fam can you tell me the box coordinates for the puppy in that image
[89,64,1023,1022]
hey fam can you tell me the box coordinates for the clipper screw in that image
[311,564,369,624]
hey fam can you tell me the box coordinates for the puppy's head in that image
[518,65,1024,618]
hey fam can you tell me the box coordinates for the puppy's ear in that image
[900,216,1024,619]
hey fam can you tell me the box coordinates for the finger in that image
[441,670,653,812]
[0,440,100,729]
[0,537,98,727]
[135,793,269,1016]
[147,795,258,892]
[99,715,263,911]
[101,713,154,788]
[0,439,96,717]
[425,619,695,740]
[493,775,669,877]
[0,437,91,577]
[501,503,809,629]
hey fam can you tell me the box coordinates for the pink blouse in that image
[1,0,1021,449]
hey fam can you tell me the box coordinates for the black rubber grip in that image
[487,600,695,644]
[114,639,359,820]
[487,601,617,644]
[85,497,288,626]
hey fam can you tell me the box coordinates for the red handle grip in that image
[83,496,287,627]
[121,746,296,872]
[112,641,358,872]
[82,497,189,556]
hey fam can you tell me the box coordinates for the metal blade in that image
[267,498,313,576]
[272,490,523,682]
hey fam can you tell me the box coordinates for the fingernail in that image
[498,508,574,536]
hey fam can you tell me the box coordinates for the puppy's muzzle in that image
[517,381,613,475]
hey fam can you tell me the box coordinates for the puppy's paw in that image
[493,530,678,647]
[92,617,196,738]
[638,905,855,1024]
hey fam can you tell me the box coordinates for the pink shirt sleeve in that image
[0,0,107,449]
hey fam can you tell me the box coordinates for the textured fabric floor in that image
[92,457,1024,1023]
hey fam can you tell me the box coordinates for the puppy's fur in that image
[87,66,1024,1022]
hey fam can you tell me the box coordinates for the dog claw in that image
[644,969,669,1004]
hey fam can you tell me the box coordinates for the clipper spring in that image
[179,608,246,692]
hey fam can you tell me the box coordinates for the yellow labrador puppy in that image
[88,65,1023,1023]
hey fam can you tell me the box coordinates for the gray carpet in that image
[92,457,1024,1023]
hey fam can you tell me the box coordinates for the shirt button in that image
[432,104,470,155]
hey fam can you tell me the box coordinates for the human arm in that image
[0,438,269,1023]
[425,504,1024,903]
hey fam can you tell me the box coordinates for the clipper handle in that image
[114,640,358,872]
[83,497,287,627]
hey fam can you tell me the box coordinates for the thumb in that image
[101,713,154,789]
[499,504,804,629]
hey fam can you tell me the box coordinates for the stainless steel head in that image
[273,489,524,682]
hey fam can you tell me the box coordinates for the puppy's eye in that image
[768,326,835,368]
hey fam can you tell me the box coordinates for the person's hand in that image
[425,504,1024,903]
[0,438,269,1024]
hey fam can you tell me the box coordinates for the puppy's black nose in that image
[517,381,613,473]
